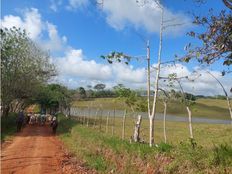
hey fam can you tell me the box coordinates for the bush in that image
[156,142,173,153]
[1,113,17,141]
[212,143,232,166]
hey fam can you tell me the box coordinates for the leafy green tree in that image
[76,87,87,99]
[101,52,131,64]
[113,85,146,112]
[182,11,232,67]
[1,27,56,116]
[94,83,106,91]
[35,84,72,113]
[222,0,232,10]
[193,0,232,10]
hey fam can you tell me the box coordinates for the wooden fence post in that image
[94,109,98,127]
[106,111,110,133]
[112,109,115,136]
[87,106,90,127]
[133,115,142,142]
[122,109,127,140]
[99,109,103,131]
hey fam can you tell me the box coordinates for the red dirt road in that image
[1,125,93,174]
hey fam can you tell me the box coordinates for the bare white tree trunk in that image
[206,71,232,126]
[186,106,193,139]
[133,115,142,142]
[106,111,110,133]
[149,117,154,145]
[226,99,232,126]
[122,109,127,140]
[177,80,194,139]
[163,102,167,143]
[147,40,151,116]
[149,7,164,147]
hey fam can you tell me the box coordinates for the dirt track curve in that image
[1,124,95,174]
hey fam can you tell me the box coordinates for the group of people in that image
[26,112,50,125]
[16,110,59,134]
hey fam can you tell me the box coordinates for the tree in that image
[166,72,198,142]
[182,11,232,67]
[182,1,232,125]
[36,84,72,113]
[1,27,56,116]
[77,87,87,99]
[205,71,232,125]
[158,88,170,143]
[94,83,106,91]
[222,0,232,10]
[193,0,232,10]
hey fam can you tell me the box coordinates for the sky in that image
[1,0,231,96]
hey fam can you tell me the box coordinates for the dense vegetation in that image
[0,27,73,116]
[1,27,56,116]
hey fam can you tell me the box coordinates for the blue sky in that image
[1,0,231,96]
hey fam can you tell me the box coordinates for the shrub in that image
[156,142,173,153]
[212,143,232,166]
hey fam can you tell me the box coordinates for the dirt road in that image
[1,124,93,174]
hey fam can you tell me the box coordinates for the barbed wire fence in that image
[63,106,150,142]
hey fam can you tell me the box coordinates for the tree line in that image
[1,27,72,116]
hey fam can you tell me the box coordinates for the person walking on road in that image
[16,110,25,132]
[50,117,58,134]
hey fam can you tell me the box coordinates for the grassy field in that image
[72,98,231,120]
[58,114,232,174]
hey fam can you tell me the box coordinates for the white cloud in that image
[1,8,67,53]
[40,22,68,52]
[55,49,146,86]
[112,64,146,83]
[50,0,62,12]
[62,0,191,35]
[56,49,113,80]
[160,64,190,77]
[1,8,42,40]
[66,0,89,10]
[157,65,231,96]
[55,49,231,96]
[102,0,192,35]
[1,7,230,96]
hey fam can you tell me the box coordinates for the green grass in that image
[72,98,231,120]
[1,113,17,142]
[58,114,232,174]
[196,99,229,109]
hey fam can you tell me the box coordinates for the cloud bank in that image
[1,7,230,96]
